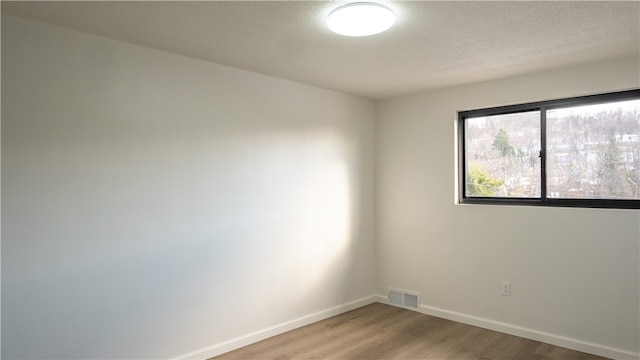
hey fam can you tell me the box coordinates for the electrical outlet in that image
[501,281,511,296]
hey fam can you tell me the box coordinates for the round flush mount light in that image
[327,2,395,37]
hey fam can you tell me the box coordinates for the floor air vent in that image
[388,288,420,311]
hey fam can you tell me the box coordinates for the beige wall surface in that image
[2,14,376,359]
[3,10,639,360]
[375,57,640,357]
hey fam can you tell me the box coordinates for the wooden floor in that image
[212,303,609,360]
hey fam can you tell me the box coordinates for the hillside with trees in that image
[465,99,640,199]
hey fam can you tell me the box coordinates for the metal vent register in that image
[388,288,419,311]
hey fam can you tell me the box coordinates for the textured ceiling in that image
[2,1,639,100]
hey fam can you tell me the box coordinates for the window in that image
[459,89,640,209]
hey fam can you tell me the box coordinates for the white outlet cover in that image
[501,281,511,296]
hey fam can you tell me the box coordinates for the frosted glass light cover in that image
[327,2,395,37]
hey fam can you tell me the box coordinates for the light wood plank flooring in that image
[212,302,609,360]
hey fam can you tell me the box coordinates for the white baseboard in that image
[173,295,378,360]
[374,294,638,360]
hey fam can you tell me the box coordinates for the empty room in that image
[1,1,639,359]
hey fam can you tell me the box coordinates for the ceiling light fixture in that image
[327,2,395,37]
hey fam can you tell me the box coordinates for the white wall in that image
[1,14,375,359]
[4,11,639,360]
[375,57,640,359]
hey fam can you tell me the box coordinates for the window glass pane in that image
[547,99,640,200]
[465,111,541,198]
